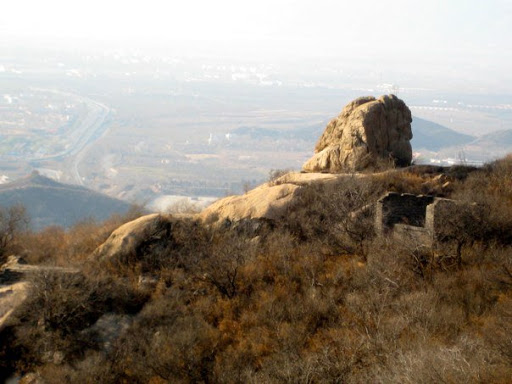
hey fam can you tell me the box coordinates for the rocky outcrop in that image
[93,173,357,261]
[93,95,414,259]
[93,167,456,262]
[92,214,172,263]
[303,95,413,173]
[199,182,300,224]
[198,172,352,225]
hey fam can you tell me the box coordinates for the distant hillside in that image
[470,129,512,148]
[233,117,475,153]
[411,117,475,151]
[232,124,322,142]
[0,173,134,230]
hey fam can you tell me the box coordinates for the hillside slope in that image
[411,117,475,151]
[232,116,475,154]
[471,129,512,148]
[0,173,134,229]
[4,159,512,383]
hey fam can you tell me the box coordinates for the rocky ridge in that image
[93,173,350,260]
[94,95,418,261]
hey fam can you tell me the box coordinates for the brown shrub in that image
[0,204,29,265]
[281,176,381,256]
[12,271,148,372]
[7,155,512,383]
[267,168,293,186]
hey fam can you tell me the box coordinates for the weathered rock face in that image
[199,182,301,224]
[92,214,172,263]
[303,95,413,172]
[198,172,347,225]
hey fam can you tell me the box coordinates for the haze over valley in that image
[1,0,511,215]
[1,47,511,213]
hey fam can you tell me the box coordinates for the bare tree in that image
[0,204,29,264]
[199,230,255,298]
[435,202,487,268]
[328,177,380,257]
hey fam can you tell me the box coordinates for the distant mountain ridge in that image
[232,117,476,153]
[232,124,322,142]
[0,173,134,230]
[410,117,475,151]
[470,129,512,148]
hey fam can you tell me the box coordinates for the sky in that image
[1,0,511,90]
[2,0,510,49]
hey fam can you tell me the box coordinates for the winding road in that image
[29,88,111,185]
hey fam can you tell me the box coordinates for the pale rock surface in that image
[303,95,413,172]
[199,172,360,224]
[93,213,170,262]
[0,281,29,331]
[94,172,356,255]
[199,182,301,224]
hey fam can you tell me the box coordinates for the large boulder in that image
[303,95,413,172]
[92,214,172,263]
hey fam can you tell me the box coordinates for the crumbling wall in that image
[375,192,435,234]
[375,192,457,247]
[393,224,432,247]
[425,198,458,240]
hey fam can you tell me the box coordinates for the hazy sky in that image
[1,0,511,90]
[2,0,510,48]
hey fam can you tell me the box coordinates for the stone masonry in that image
[375,192,457,246]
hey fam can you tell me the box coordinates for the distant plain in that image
[1,46,511,211]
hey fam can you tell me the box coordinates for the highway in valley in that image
[29,89,111,185]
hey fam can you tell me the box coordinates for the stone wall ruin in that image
[375,192,457,246]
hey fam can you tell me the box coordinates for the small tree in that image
[328,177,380,257]
[0,204,29,264]
[268,168,292,186]
[199,231,253,299]
[435,202,487,268]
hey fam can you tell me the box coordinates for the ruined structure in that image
[375,192,457,246]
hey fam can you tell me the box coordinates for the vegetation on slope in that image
[2,157,512,383]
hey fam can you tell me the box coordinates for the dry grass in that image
[3,158,512,383]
